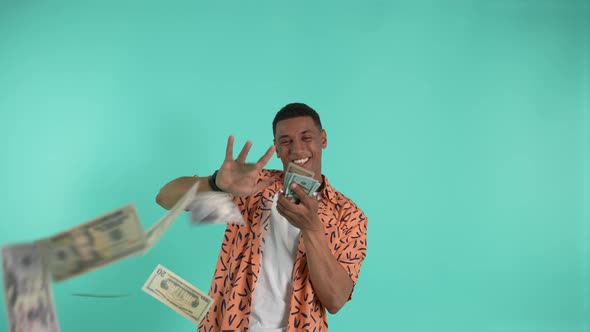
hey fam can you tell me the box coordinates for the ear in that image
[321,129,327,149]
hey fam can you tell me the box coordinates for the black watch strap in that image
[208,170,224,192]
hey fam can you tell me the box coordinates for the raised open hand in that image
[215,135,276,197]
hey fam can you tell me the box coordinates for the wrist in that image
[303,226,326,248]
[303,218,324,236]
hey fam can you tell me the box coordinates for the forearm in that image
[155,176,212,210]
[302,227,353,314]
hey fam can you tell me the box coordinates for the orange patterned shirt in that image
[198,169,368,332]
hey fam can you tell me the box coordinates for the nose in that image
[291,138,304,152]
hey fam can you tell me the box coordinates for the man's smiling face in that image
[274,116,327,182]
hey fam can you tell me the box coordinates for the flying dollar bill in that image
[142,264,213,326]
[188,191,244,226]
[37,204,146,282]
[143,181,199,253]
[2,243,60,332]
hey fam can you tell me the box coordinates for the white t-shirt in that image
[249,193,301,332]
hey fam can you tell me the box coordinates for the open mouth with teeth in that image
[292,157,310,168]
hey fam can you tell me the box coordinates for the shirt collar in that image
[320,175,337,204]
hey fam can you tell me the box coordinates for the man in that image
[156,103,368,332]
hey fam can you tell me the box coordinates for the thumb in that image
[290,183,312,205]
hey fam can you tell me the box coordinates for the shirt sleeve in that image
[332,204,368,298]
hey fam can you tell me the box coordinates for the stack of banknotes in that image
[283,162,321,201]
[1,181,227,331]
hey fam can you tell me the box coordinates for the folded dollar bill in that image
[286,173,320,196]
[2,243,60,332]
[142,264,213,326]
[285,161,315,178]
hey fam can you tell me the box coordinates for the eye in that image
[302,136,312,142]
[279,139,291,145]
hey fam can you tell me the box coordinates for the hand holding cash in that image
[277,168,324,232]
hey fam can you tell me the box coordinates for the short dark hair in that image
[272,103,322,135]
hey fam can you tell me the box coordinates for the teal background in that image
[1,0,589,331]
